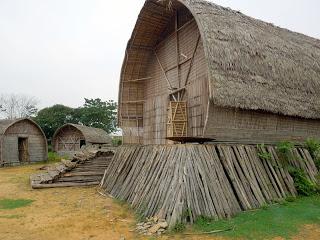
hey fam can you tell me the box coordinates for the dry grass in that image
[0,164,319,240]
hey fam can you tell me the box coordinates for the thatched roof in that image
[0,118,46,136]
[54,124,111,144]
[121,0,320,119]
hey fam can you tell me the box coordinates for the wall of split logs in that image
[100,144,318,227]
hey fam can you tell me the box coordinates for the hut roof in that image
[0,118,45,136]
[54,124,112,144]
[122,0,320,119]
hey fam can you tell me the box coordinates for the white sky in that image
[0,0,319,109]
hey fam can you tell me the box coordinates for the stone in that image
[148,222,168,234]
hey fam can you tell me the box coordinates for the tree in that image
[34,104,74,139]
[0,94,38,119]
[73,98,117,133]
[33,99,118,139]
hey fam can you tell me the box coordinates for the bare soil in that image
[0,164,318,240]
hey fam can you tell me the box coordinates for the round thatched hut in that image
[52,124,112,156]
[0,118,48,166]
[118,0,320,144]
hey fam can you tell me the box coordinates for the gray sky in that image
[0,0,319,109]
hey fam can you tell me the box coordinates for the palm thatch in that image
[185,0,320,119]
[53,124,111,145]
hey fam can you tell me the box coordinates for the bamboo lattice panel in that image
[167,101,187,137]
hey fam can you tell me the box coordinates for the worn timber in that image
[100,144,318,227]
[31,148,114,189]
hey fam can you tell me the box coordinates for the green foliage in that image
[257,144,272,161]
[276,141,295,166]
[258,152,272,161]
[305,138,320,170]
[72,98,117,134]
[47,152,67,162]
[0,199,34,210]
[34,104,74,139]
[289,169,318,196]
[34,98,117,139]
[285,196,296,202]
[112,136,122,147]
[171,222,186,233]
[192,196,320,240]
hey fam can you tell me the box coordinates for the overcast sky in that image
[0,0,319,109]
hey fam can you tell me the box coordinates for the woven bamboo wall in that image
[53,126,85,156]
[205,105,320,143]
[119,2,209,144]
[1,120,47,165]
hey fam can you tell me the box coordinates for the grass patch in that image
[0,199,34,210]
[47,152,69,163]
[192,195,320,240]
[171,222,186,233]
[0,214,24,219]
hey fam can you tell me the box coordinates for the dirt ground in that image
[0,164,319,240]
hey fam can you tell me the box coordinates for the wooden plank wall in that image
[205,105,320,143]
[101,144,318,227]
[2,120,47,165]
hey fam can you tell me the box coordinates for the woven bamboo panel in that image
[167,101,187,137]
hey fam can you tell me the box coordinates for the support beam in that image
[121,100,145,104]
[154,50,174,90]
[175,10,180,92]
[123,77,152,83]
[165,57,191,73]
[155,19,196,50]
[184,34,201,86]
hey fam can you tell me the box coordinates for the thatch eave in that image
[53,124,111,145]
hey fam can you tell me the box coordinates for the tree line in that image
[0,94,117,139]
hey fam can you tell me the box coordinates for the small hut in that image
[52,124,111,157]
[118,0,320,144]
[0,118,48,166]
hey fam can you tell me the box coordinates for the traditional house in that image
[52,124,111,156]
[118,0,320,144]
[0,118,48,166]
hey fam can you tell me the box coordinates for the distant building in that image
[52,124,112,157]
[0,118,48,166]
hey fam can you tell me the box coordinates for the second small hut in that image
[52,124,111,157]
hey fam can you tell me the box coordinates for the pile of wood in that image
[31,149,114,189]
[100,144,318,227]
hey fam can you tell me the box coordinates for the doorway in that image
[80,139,86,149]
[18,137,29,163]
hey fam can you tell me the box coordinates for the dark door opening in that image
[80,139,86,149]
[18,137,29,163]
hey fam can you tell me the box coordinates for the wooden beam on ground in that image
[32,182,100,189]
